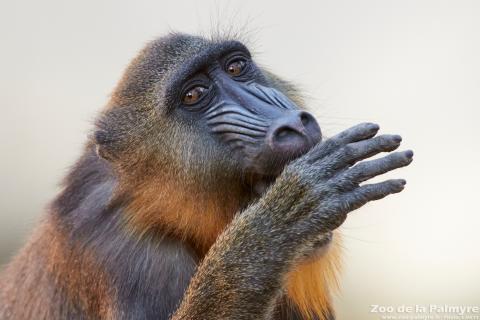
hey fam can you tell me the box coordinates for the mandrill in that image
[0,33,413,320]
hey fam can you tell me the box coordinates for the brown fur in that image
[119,161,341,318]
[123,172,247,255]
[123,169,341,318]
[116,159,341,318]
[285,233,342,319]
[0,216,115,319]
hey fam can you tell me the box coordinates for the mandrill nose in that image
[267,111,322,156]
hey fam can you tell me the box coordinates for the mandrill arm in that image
[172,123,413,320]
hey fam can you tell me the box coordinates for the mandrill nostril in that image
[300,113,311,126]
[274,127,301,142]
[267,111,322,155]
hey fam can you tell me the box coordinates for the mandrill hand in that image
[276,122,413,237]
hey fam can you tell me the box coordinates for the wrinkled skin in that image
[161,40,323,192]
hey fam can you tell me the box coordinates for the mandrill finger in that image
[307,122,380,164]
[333,122,380,144]
[341,179,407,212]
[319,134,403,171]
[338,150,413,188]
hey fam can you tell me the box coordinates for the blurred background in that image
[0,0,479,318]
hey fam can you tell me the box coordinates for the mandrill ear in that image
[93,107,131,162]
[93,104,147,162]
[94,128,117,161]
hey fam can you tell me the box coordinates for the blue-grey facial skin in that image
[164,42,322,179]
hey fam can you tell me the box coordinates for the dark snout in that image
[266,111,322,158]
[253,110,321,176]
[209,78,323,176]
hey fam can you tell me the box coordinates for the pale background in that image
[0,0,479,318]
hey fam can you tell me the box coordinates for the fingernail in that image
[399,179,407,185]
[392,135,402,143]
[404,150,414,158]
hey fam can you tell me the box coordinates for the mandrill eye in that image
[183,86,207,105]
[226,60,246,76]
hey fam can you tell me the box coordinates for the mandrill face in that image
[95,34,321,196]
